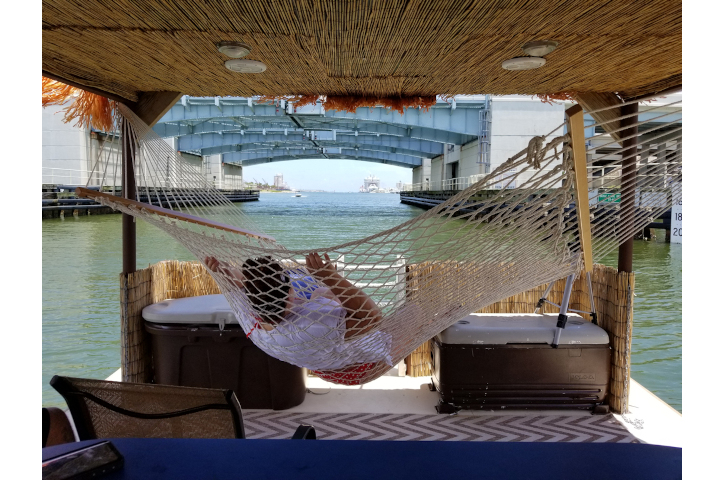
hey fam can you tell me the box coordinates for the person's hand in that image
[204,256,220,272]
[204,256,231,276]
[306,252,338,279]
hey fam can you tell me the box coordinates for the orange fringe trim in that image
[42,77,117,132]
[259,94,438,115]
[535,92,578,105]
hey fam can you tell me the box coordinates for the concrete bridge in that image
[42,94,681,194]
[153,96,487,169]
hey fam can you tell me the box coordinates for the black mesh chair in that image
[50,375,315,441]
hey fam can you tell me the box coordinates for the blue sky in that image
[243,159,412,191]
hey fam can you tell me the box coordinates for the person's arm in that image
[204,256,245,290]
[305,253,382,339]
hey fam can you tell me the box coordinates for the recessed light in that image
[216,41,252,58]
[224,59,267,74]
[521,40,559,57]
[501,57,546,71]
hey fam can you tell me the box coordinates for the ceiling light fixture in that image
[501,57,546,71]
[521,40,559,57]
[225,59,267,74]
[216,41,252,58]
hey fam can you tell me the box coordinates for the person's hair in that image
[242,256,289,324]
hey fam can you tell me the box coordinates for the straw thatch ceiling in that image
[43,0,681,104]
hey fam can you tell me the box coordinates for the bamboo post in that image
[120,267,153,383]
[565,104,593,274]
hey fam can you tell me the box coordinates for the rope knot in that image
[526,136,546,169]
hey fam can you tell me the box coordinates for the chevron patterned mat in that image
[243,411,638,443]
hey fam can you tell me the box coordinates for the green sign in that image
[598,193,621,203]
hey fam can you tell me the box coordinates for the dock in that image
[400,191,675,241]
[101,368,681,447]
[42,185,260,219]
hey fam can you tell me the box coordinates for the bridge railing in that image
[42,168,112,187]
[401,174,493,192]
[42,167,245,192]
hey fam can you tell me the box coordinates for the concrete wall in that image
[490,96,565,185]
[180,153,202,172]
[43,104,125,187]
[43,104,91,185]
[458,142,482,178]
[412,159,431,185]
[42,107,227,190]
[202,154,244,189]
[407,97,565,190]
[86,133,121,187]
[221,162,244,190]
[431,156,444,188]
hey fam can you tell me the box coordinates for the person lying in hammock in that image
[204,253,393,385]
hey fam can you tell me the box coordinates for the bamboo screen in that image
[121,261,634,413]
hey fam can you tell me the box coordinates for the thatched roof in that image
[43,0,681,103]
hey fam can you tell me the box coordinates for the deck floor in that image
[244,375,679,445]
[104,369,681,446]
[244,410,637,442]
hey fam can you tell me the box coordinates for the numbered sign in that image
[671,184,682,244]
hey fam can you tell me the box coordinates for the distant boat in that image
[294,193,302,197]
[362,174,381,193]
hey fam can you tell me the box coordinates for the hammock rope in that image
[77,99,681,385]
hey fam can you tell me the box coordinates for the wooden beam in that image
[76,187,276,242]
[573,92,624,147]
[131,91,183,127]
[42,70,137,104]
[565,105,594,274]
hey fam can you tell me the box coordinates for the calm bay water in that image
[42,192,682,411]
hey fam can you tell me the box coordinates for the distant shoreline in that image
[259,190,349,194]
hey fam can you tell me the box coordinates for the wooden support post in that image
[565,105,594,274]
[122,118,136,275]
[618,102,639,273]
[119,91,182,275]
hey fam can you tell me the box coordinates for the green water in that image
[42,192,682,411]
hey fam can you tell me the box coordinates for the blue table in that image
[43,438,682,479]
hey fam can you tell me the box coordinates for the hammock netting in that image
[80,99,682,385]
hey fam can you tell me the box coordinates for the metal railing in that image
[402,174,491,192]
[42,167,245,191]
[42,168,111,186]
[403,170,679,193]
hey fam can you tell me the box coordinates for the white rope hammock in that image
[79,99,682,385]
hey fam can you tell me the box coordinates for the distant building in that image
[274,173,284,188]
[360,174,381,193]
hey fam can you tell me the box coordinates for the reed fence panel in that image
[121,260,634,412]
